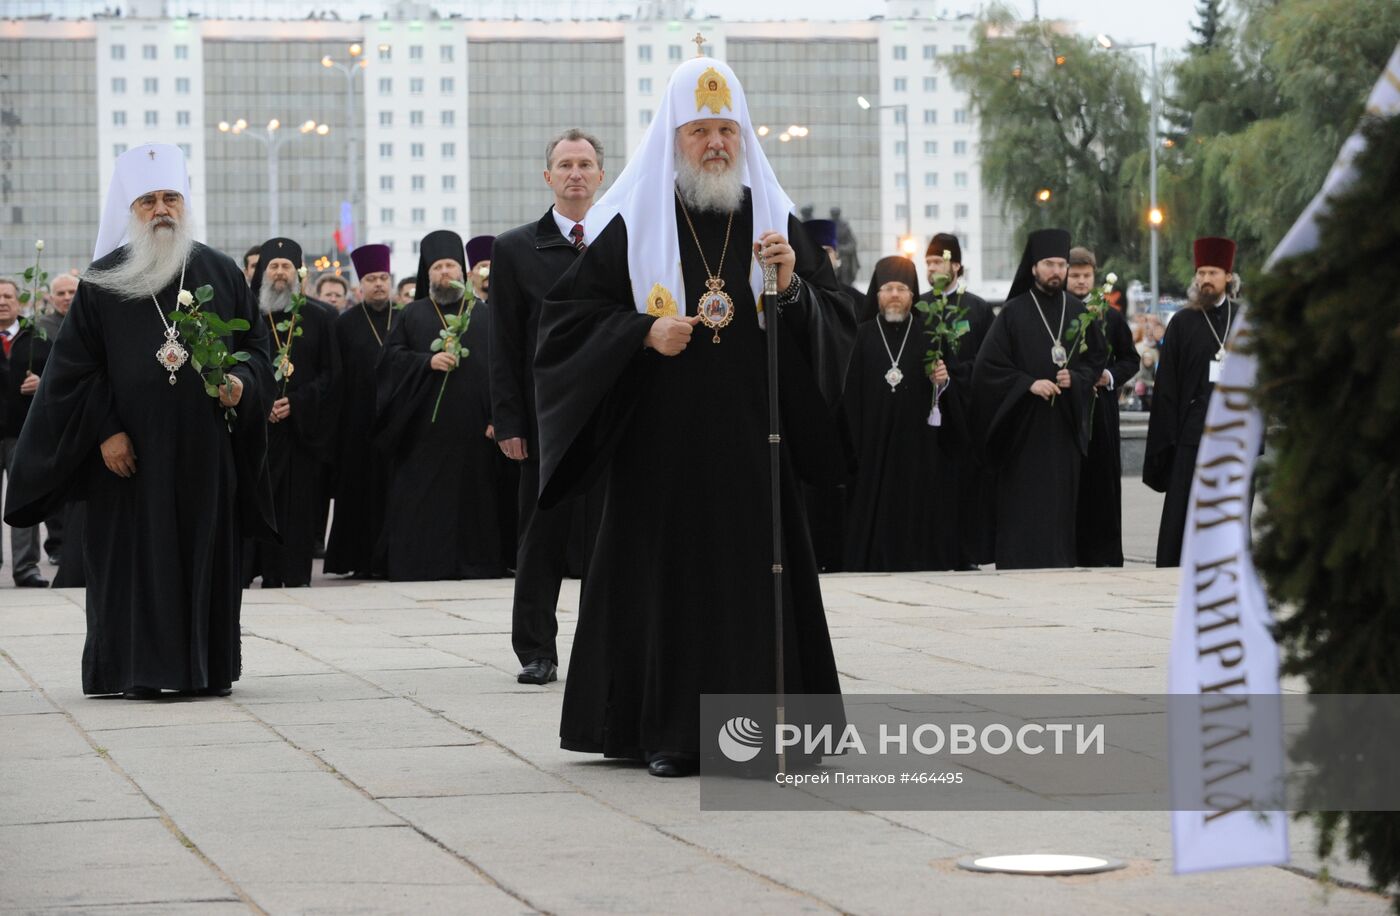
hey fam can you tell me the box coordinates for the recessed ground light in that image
[956,854,1126,876]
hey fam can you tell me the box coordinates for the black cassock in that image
[243,299,340,587]
[3,243,275,694]
[324,303,393,576]
[536,195,854,759]
[1075,307,1141,567]
[936,288,997,567]
[841,313,964,571]
[373,296,504,581]
[1144,300,1235,567]
[972,291,1104,569]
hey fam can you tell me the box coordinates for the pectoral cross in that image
[148,149,156,160]
[693,32,706,57]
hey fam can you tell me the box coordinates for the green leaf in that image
[204,383,219,398]
[18,292,29,304]
[232,351,251,362]
[430,339,444,352]
[22,267,34,280]
[226,318,250,332]
[195,285,214,303]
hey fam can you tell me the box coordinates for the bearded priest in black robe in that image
[242,238,341,588]
[842,257,960,571]
[373,230,504,581]
[535,56,855,778]
[972,229,1105,570]
[1144,237,1240,567]
[923,233,997,568]
[3,144,275,698]
[324,244,394,578]
[1067,247,1140,567]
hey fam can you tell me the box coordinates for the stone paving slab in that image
[1,556,1391,914]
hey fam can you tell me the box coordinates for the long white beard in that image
[675,147,745,214]
[259,282,291,315]
[83,212,194,298]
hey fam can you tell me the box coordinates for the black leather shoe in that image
[180,686,232,697]
[517,659,558,685]
[646,753,697,778]
[15,572,49,588]
[121,686,161,700]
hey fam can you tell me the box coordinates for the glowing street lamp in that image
[218,116,328,236]
[1098,33,1162,309]
[1148,207,1164,227]
[1036,188,1052,203]
[318,43,367,248]
[856,95,912,244]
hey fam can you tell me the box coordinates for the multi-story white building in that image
[1,1,1015,296]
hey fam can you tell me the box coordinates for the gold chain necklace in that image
[676,192,736,343]
[267,310,298,378]
[362,302,392,346]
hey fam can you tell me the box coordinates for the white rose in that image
[957,279,967,294]
[479,265,491,279]
[942,249,952,260]
[298,266,308,280]
[177,289,195,307]
[34,239,45,252]
[1105,272,1118,285]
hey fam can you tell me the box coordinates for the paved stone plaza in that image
[0,480,1390,913]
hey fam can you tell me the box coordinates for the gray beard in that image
[83,213,194,298]
[258,283,291,314]
[431,282,463,304]
[881,308,911,324]
[675,148,745,214]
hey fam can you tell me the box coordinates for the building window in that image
[893,77,907,92]
[110,44,125,60]
[924,140,938,155]
[443,207,457,223]
[442,175,455,192]
[112,110,126,127]
[954,108,970,124]
[923,44,937,60]
[409,45,423,61]
[143,77,158,94]
[379,142,393,159]
[954,44,968,54]
[411,175,425,191]
[895,203,908,220]
[923,76,937,92]
[410,110,424,127]
[142,44,157,60]
[640,109,652,127]
[441,110,455,128]
[113,143,127,158]
[894,172,907,189]
[440,45,454,63]
[441,77,455,94]
[411,207,426,225]
[924,203,940,218]
[893,45,907,61]
[379,45,392,61]
[144,110,158,128]
[380,207,394,224]
[923,109,938,124]
[893,108,906,125]
[176,77,190,94]
[668,44,683,61]
[924,172,938,187]
[410,78,424,95]
[174,44,188,60]
[411,142,425,159]
[954,140,968,155]
[410,240,418,255]
[379,111,393,127]
[954,172,969,188]
[955,203,969,219]
[441,142,456,159]
[638,44,652,62]
[380,175,393,191]
[176,111,190,127]
[378,77,392,95]
[111,77,126,94]
[894,140,906,156]
[639,77,652,95]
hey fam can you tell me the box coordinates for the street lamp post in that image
[320,43,367,250]
[218,118,329,238]
[1097,34,1160,312]
[858,95,912,253]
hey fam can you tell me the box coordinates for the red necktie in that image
[1,330,11,358]
[569,223,586,253]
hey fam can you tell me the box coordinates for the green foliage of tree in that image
[1252,111,1400,908]
[944,4,1150,284]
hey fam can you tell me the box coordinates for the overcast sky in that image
[693,0,1202,57]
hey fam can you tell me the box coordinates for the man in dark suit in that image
[490,128,606,685]
[0,278,53,587]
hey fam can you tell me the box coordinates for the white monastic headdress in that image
[93,143,192,262]
[583,55,794,318]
